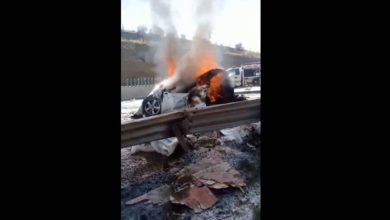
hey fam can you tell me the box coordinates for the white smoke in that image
[148,0,225,92]
[147,0,180,83]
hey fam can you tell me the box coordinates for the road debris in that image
[125,184,172,206]
[216,146,233,155]
[246,143,256,149]
[220,126,249,144]
[251,122,261,135]
[170,185,218,213]
[125,158,246,212]
[121,123,260,219]
[175,158,245,189]
[194,136,220,148]
[219,122,260,145]
[130,137,178,157]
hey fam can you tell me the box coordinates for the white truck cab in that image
[227,62,260,87]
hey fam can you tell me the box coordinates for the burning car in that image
[133,68,242,118]
[140,90,188,117]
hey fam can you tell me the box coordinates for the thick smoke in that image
[148,0,180,82]
[149,0,176,33]
[148,0,225,93]
[169,0,223,92]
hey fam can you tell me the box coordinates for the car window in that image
[227,70,235,76]
[235,69,240,75]
[244,69,256,77]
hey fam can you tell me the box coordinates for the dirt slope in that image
[121,40,260,85]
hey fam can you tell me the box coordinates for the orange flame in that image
[166,53,176,77]
[164,37,221,103]
[195,51,217,77]
[193,48,220,103]
[207,73,222,103]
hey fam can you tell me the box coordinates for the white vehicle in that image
[227,63,260,87]
[140,90,189,117]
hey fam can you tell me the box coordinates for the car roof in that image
[242,63,260,69]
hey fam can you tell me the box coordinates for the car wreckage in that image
[129,68,246,157]
[132,68,245,118]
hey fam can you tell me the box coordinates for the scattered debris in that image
[186,134,198,145]
[247,122,261,147]
[176,158,245,189]
[192,162,245,189]
[125,158,246,213]
[129,121,259,158]
[168,158,185,167]
[168,167,181,175]
[167,159,185,175]
[219,122,260,145]
[175,158,223,178]
[246,143,256,149]
[130,137,178,157]
[123,120,259,216]
[251,122,261,135]
[194,136,219,148]
[170,185,218,213]
[200,131,220,139]
[216,146,233,155]
[121,124,261,219]
[220,126,250,144]
[125,184,172,206]
[121,149,166,188]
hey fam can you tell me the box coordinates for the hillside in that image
[121,32,260,85]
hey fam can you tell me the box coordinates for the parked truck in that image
[226,62,260,87]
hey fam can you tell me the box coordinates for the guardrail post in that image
[172,123,190,152]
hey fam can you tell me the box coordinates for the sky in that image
[121,0,261,53]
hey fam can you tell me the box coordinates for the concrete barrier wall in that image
[121,85,154,101]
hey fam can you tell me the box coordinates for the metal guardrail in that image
[234,90,260,95]
[121,99,260,148]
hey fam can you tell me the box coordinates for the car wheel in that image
[142,96,162,116]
